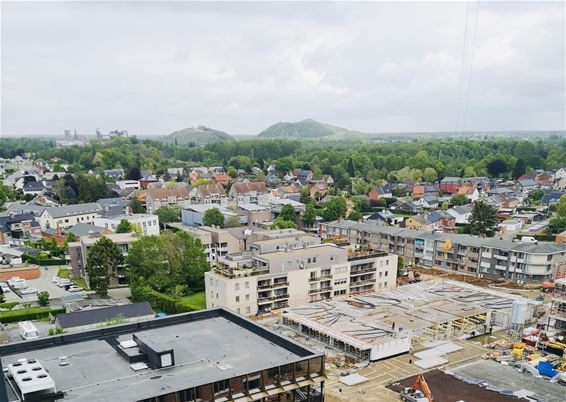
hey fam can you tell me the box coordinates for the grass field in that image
[178,292,206,311]
[57,269,89,290]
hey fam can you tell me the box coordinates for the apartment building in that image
[228,182,270,206]
[205,243,397,316]
[145,187,190,213]
[93,213,160,236]
[320,220,566,282]
[0,213,41,244]
[38,203,102,230]
[549,276,566,331]
[193,183,228,206]
[0,309,325,402]
[68,232,138,285]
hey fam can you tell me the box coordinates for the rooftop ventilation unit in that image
[7,358,57,400]
[133,331,175,369]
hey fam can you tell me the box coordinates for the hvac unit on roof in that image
[7,358,57,400]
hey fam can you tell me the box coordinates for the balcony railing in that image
[309,275,332,282]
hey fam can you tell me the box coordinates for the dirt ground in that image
[387,370,519,402]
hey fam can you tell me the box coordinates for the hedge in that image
[0,307,66,324]
[22,254,66,266]
[131,285,204,314]
[0,302,19,310]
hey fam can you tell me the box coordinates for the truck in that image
[18,321,39,340]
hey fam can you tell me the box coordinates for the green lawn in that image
[57,269,90,290]
[178,292,206,311]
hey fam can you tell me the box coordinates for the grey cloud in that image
[1,1,564,136]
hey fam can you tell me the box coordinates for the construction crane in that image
[400,374,433,402]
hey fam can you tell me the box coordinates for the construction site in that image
[281,280,541,363]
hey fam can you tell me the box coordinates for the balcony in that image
[350,279,376,287]
[273,281,289,288]
[350,267,377,275]
[309,275,333,282]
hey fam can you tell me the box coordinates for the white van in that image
[520,236,538,244]
[8,278,27,290]
[18,321,39,340]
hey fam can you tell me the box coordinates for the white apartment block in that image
[93,213,160,236]
[205,243,397,316]
[38,203,102,230]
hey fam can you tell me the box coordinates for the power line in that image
[462,0,481,133]
[456,1,471,133]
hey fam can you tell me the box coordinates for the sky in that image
[1,1,564,137]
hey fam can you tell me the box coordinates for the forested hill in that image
[163,126,234,146]
[257,119,372,140]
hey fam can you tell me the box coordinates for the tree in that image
[225,215,241,228]
[116,219,133,233]
[322,197,347,221]
[226,167,238,178]
[486,159,508,177]
[279,204,296,222]
[557,194,566,218]
[397,256,405,278]
[275,156,295,174]
[468,201,498,236]
[451,194,470,206]
[348,210,363,221]
[548,217,566,234]
[76,174,109,202]
[0,183,7,206]
[203,208,224,228]
[346,158,356,177]
[126,166,141,180]
[155,206,181,229]
[271,218,298,229]
[129,198,144,213]
[302,203,317,227]
[512,158,526,179]
[37,291,50,306]
[86,237,124,296]
[529,189,544,203]
[422,167,437,182]
[127,231,209,294]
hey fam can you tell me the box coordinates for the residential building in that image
[297,169,314,185]
[68,232,138,285]
[228,182,270,206]
[22,181,45,196]
[181,204,242,227]
[194,183,228,206]
[414,196,439,209]
[412,183,439,199]
[103,168,125,179]
[94,213,160,236]
[0,309,324,402]
[440,177,489,194]
[206,243,397,316]
[457,185,480,202]
[554,167,566,190]
[0,214,41,244]
[548,276,566,331]
[38,203,102,230]
[446,205,473,224]
[320,220,566,282]
[236,203,272,224]
[212,173,231,186]
[368,185,392,202]
[115,180,140,190]
[145,186,190,213]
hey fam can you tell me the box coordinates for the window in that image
[386,260,389,266]
[384,281,388,287]
[334,278,347,285]
[246,306,251,314]
[235,283,240,290]
[236,296,240,303]
[313,257,317,263]
[216,293,218,299]
[307,258,312,263]
[245,281,249,289]
[245,294,250,301]
[379,272,383,278]
[385,271,388,277]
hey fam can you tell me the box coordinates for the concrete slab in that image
[415,356,448,369]
[339,373,368,386]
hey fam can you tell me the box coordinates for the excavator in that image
[400,374,433,402]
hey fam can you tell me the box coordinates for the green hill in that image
[257,119,371,140]
[164,126,234,146]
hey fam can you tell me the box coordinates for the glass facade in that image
[137,357,324,402]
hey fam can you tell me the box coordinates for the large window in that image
[309,357,323,378]
[280,363,294,385]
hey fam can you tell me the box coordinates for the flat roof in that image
[284,280,536,350]
[1,309,319,402]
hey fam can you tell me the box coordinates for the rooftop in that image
[1,309,319,402]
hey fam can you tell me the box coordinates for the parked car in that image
[0,282,10,293]
[67,285,83,292]
[51,276,62,284]
[20,288,37,295]
[9,278,27,290]
[57,280,71,288]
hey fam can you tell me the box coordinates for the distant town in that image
[0,131,565,401]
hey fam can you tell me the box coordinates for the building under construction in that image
[282,280,541,362]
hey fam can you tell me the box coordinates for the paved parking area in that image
[2,266,83,302]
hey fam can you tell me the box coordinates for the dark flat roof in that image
[1,309,320,402]
[55,302,154,329]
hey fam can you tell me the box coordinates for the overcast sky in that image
[1,1,564,137]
